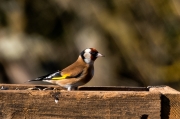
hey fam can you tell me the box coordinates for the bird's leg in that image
[67,87,72,91]
[67,86,77,91]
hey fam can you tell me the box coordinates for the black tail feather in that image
[28,77,44,82]
[29,70,60,82]
[29,74,50,82]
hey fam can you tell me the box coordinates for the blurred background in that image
[0,0,180,90]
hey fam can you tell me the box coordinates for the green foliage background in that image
[0,0,180,90]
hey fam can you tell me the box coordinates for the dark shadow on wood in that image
[161,95,170,119]
[141,114,148,119]
[78,86,149,91]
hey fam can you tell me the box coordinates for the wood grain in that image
[149,86,180,119]
[0,84,162,119]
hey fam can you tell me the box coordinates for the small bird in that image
[29,48,104,91]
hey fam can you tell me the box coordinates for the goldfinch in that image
[29,48,104,91]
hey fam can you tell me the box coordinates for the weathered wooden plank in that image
[149,86,180,119]
[0,84,64,90]
[0,84,149,91]
[0,84,161,119]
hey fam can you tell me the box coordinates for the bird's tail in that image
[28,78,41,82]
[28,71,59,82]
[28,75,47,82]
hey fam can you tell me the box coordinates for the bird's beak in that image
[96,53,105,57]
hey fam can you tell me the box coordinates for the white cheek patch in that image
[84,59,91,64]
[84,52,91,59]
[83,52,91,63]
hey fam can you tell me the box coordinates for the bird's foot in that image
[27,86,54,90]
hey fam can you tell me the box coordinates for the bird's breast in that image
[81,65,94,83]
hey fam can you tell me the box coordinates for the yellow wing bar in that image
[52,74,69,80]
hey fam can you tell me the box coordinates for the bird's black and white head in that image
[80,48,104,64]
